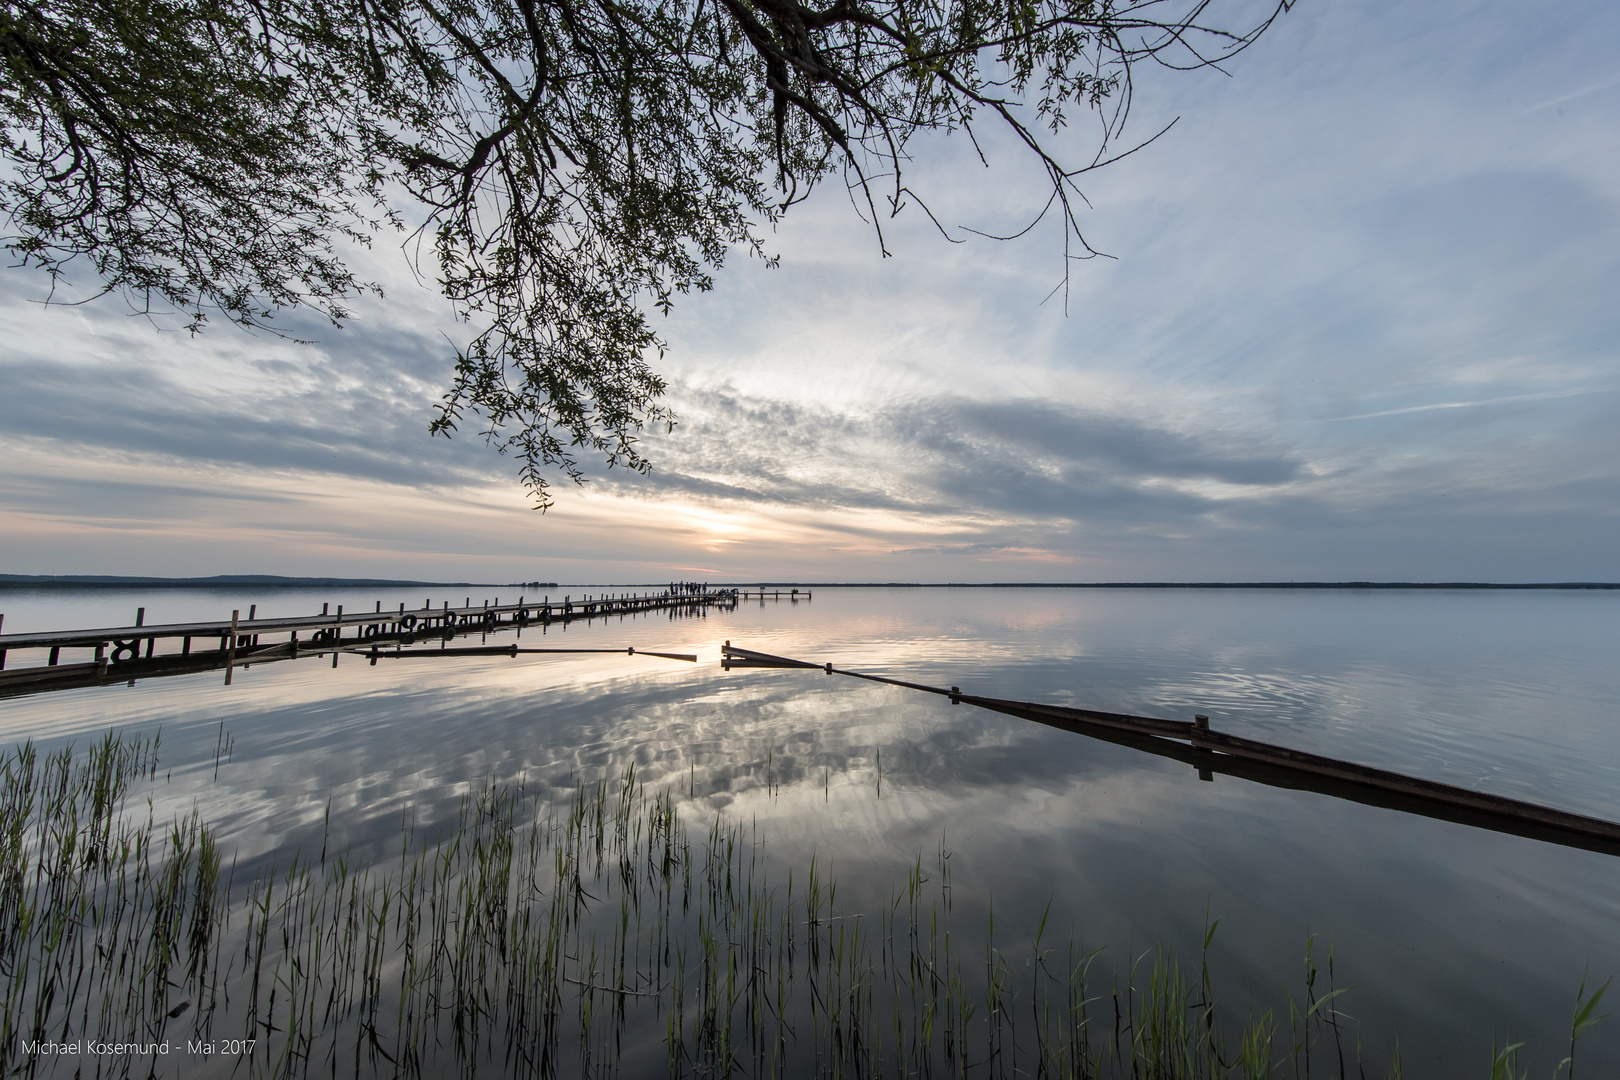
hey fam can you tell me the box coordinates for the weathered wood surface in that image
[0,591,725,697]
[0,591,735,651]
[346,644,698,662]
[719,643,1620,856]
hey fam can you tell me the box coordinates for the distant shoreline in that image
[1,575,1614,591]
[731,581,1620,590]
[0,575,501,589]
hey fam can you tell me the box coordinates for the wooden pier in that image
[720,642,1620,858]
[0,591,731,698]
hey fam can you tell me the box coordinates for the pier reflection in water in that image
[0,585,1617,1075]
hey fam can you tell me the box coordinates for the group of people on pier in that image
[667,581,710,596]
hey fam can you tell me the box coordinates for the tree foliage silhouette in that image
[1,0,1288,504]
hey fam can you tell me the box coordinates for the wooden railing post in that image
[224,610,239,686]
[1194,714,1213,781]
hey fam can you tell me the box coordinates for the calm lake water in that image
[3,585,1618,1075]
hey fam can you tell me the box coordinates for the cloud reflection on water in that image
[1,587,1618,1074]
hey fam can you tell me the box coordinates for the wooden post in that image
[224,610,239,685]
[136,607,145,627]
[48,646,60,666]
[1195,714,1213,782]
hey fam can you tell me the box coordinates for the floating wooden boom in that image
[720,643,1620,857]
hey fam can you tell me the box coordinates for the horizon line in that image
[2,575,1617,591]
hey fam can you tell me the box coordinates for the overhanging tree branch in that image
[1,0,1291,506]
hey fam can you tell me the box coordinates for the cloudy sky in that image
[2,0,1616,583]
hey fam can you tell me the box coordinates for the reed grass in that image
[0,733,1608,1078]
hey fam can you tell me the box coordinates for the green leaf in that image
[1573,973,1612,1040]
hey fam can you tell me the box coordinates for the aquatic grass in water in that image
[0,734,1609,1078]
[0,732,231,1068]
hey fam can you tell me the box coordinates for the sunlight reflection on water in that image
[2,585,1618,1075]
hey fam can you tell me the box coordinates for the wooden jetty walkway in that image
[0,590,738,698]
[720,643,1620,858]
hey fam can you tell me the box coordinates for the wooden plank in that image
[0,591,738,651]
[1190,726,1620,842]
[974,697,1620,857]
[967,696,1195,740]
[720,642,1620,857]
[720,644,823,669]
[348,645,697,661]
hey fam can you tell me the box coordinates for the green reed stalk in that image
[1,733,1609,1080]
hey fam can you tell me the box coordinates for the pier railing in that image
[0,590,741,698]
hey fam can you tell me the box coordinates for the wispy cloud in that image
[1525,70,1620,111]
[1,0,1616,581]
[1318,388,1617,422]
